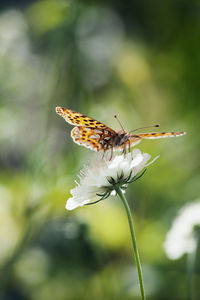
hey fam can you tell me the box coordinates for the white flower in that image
[163,200,200,260]
[66,149,159,210]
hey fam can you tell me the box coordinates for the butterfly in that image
[56,106,186,158]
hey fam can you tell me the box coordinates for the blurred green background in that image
[0,0,199,299]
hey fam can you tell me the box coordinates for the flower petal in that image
[66,197,90,210]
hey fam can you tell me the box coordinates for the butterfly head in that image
[114,131,130,146]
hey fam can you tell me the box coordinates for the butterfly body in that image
[56,106,186,153]
[113,131,128,146]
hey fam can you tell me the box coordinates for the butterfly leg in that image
[122,144,127,157]
[109,139,115,161]
[102,150,106,160]
[109,147,113,161]
[128,140,133,159]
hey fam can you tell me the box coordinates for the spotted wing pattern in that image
[56,106,115,132]
[136,132,186,139]
[56,106,117,152]
[123,131,186,149]
[71,126,115,152]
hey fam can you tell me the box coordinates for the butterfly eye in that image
[120,133,125,138]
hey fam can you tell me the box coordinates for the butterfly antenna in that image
[130,124,160,133]
[114,115,125,132]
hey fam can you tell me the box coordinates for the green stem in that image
[115,187,146,300]
[187,240,198,300]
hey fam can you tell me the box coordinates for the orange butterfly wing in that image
[121,131,186,149]
[56,107,116,152]
[136,132,186,139]
[56,107,115,132]
[71,127,106,151]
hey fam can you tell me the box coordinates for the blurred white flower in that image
[164,200,200,260]
[66,149,159,210]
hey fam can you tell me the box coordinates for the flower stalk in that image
[187,225,200,300]
[115,187,146,300]
[187,244,197,300]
